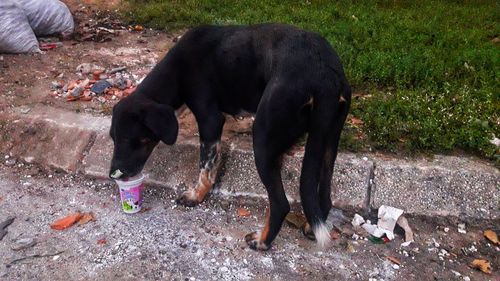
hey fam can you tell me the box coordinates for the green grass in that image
[123,0,500,161]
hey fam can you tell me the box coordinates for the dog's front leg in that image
[176,141,221,207]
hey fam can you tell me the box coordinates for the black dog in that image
[109,24,351,250]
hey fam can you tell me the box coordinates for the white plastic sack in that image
[0,0,40,53]
[14,0,74,37]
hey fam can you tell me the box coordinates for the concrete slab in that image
[372,155,500,218]
[1,105,498,218]
[220,146,373,207]
[0,106,107,172]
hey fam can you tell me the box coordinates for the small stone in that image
[90,80,112,95]
[392,264,400,270]
[444,227,449,233]
[71,87,83,97]
[76,63,102,75]
[109,66,127,74]
[11,237,36,251]
[19,106,31,114]
[458,223,466,234]
[51,81,62,89]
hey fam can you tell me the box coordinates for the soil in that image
[0,0,255,143]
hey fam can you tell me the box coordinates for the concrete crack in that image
[363,159,376,216]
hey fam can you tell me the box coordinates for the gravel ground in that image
[0,161,498,281]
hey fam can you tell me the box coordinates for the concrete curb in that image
[1,105,498,219]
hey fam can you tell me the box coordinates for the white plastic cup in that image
[115,174,144,214]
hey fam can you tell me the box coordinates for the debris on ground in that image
[330,230,340,240]
[73,9,126,43]
[97,238,106,245]
[483,229,499,245]
[11,237,36,251]
[461,244,478,256]
[0,216,15,241]
[139,206,152,213]
[50,212,82,230]
[458,223,467,234]
[8,250,65,266]
[39,42,63,51]
[470,259,492,274]
[49,65,139,103]
[77,212,96,226]
[385,256,401,266]
[352,205,413,245]
[396,215,414,246]
[237,208,251,217]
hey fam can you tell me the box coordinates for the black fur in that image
[109,24,351,250]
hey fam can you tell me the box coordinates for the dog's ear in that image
[143,103,179,145]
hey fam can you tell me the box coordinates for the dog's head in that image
[109,95,178,179]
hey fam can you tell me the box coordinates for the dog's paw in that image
[302,223,316,241]
[244,231,270,251]
[175,190,200,207]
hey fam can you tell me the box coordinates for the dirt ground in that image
[0,161,498,280]
[0,0,255,142]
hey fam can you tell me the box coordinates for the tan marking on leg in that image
[189,142,222,203]
[339,95,346,102]
[174,104,189,118]
[193,169,213,202]
[259,207,271,242]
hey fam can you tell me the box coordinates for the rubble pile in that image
[49,64,141,103]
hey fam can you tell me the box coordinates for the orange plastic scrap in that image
[50,212,82,230]
[78,212,95,226]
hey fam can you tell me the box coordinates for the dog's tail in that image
[300,89,340,248]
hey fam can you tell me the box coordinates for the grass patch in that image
[123,0,499,161]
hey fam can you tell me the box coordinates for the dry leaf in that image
[386,256,401,265]
[50,212,82,230]
[330,230,340,240]
[97,239,107,245]
[237,208,251,217]
[285,212,307,229]
[350,117,364,126]
[78,212,95,226]
[346,242,355,253]
[484,230,499,245]
[470,259,492,274]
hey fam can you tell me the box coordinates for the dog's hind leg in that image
[318,94,350,219]
[303,85,351,240]
[245,138,290,251]
[244,85,309,250]
[176,111,225,207]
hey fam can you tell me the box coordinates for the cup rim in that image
[115,173,145,186]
